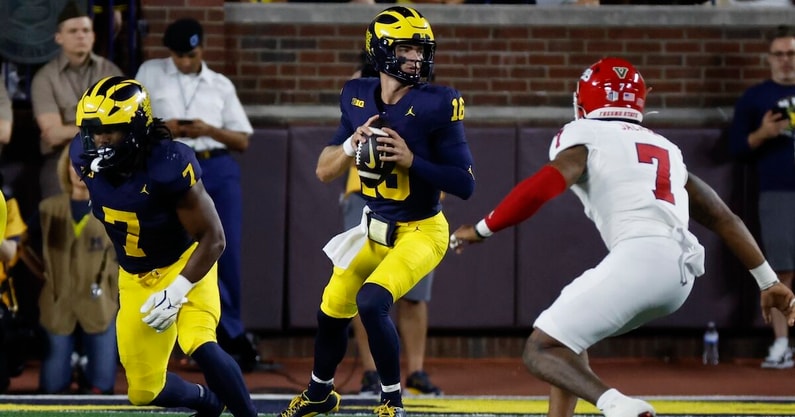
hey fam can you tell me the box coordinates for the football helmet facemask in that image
[366,6,436,85]
[574,57,646,123]
[76,76,153,173]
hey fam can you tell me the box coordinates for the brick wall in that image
[139,0,227,71]
[136,3,788,119]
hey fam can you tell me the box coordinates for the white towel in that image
[322,206,369,269]
[674,227,706,284]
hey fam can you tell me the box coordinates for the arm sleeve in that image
[409,122,475,200]
[483,165,568,233]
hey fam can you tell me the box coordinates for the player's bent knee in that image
[178,329,216,356]
[128,388,159,406]
[523,331,556,374]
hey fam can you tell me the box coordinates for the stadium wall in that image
[135,2,780,353]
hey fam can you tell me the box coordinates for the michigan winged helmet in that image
[76,76,154,172]
[366,6,436,84]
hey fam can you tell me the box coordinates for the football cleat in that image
[192,384,225,417]
[601,397,655,417]
[359,370,381,395]
[761,344,794,369]
[405,370,442,396]
[279,390,340,417]
[374,402,406,417]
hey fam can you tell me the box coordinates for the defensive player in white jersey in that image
[450,57,795,417]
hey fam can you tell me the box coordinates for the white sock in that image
[774,337,789,348]
[311,372,334,385]
[596,388,625,411]
[381,382,401,393]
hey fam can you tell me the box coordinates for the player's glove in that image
[140,274,195,332]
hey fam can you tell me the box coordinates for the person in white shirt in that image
[450,57,795,417]
[134,18,258,372]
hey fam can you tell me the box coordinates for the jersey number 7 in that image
[636,143,675,205]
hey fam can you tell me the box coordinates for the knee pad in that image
[356,283,393,321]
[128,387,159,406]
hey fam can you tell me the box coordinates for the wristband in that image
[342,135,356,157]
[474,219,493,239]
[750,261,779,290]
[172,274,196,298]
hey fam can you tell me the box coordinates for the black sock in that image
[192,342,257,417]
[311,310,352,381]
[306,379,333,401]
[151,372,219,412]
[381,390,403,408]
[357,284,400,386]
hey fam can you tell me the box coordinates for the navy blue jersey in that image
[331,78,475,221]
[728,79,795,192]
[69,136,200,273]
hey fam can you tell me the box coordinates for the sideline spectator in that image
[0,185,26,393]
[24,147,118,394]
[0,81,12,152]
[31,0,122,200]
[728,25,795,369]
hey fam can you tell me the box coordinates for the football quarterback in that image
[281,6,475,417]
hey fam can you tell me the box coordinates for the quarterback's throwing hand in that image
[140,275,195,332]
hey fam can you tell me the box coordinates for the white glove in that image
[140,274,194,332]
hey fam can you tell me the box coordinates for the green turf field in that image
[2,394,795,416]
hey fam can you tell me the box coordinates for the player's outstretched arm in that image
[450,145,586,253]
[685,172,795,325]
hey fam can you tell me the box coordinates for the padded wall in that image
[285,126,346,328]
[239,129,289,330]
[241,126,760,331]
[431,127,518,328]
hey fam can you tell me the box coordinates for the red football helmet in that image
[573,57,646,123]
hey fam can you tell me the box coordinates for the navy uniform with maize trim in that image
[69,76,256,417]
[135,18,258,371]
[279,6,475,417]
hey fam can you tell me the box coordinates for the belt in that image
[195,149,230,159]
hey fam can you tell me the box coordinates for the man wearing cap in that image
[135,18,258,372]
[32,0,123,200]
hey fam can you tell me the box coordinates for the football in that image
[355,127,395,187]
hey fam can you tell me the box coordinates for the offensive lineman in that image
[450,57,795,417]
